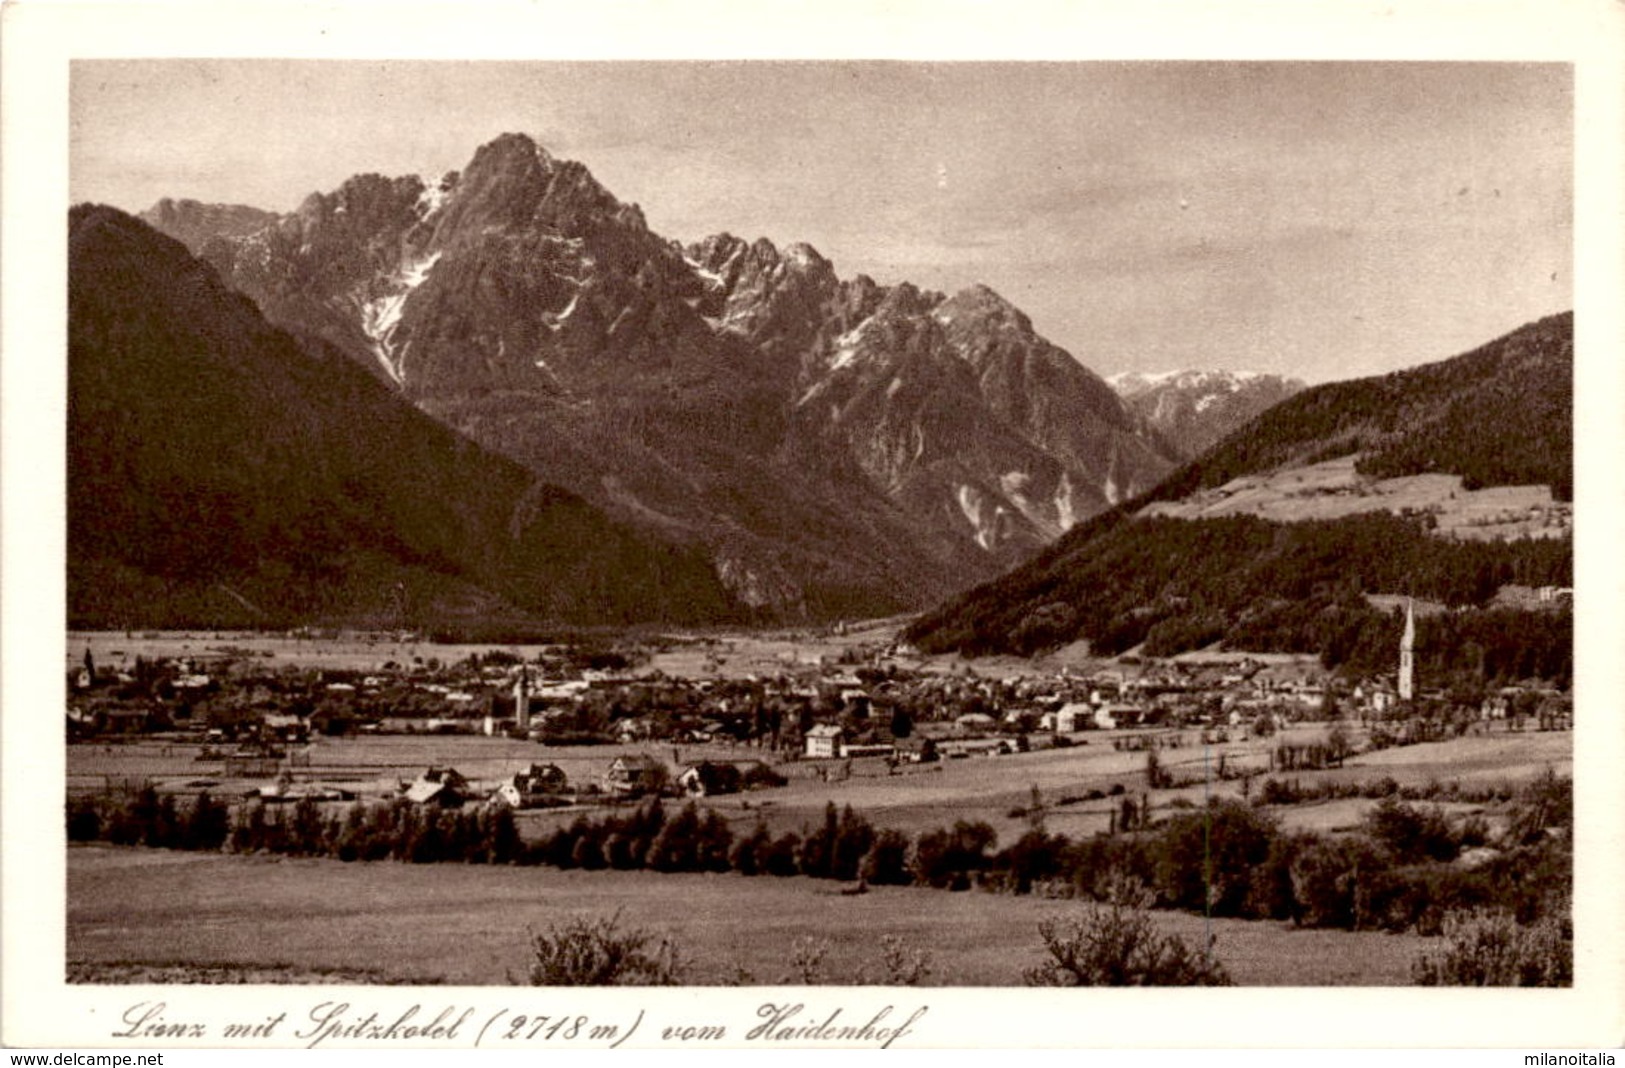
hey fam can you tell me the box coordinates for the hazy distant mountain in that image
[1109,369,1305,458]
[138,198,278,255]
[1149,312,1573,503]
[69,204,738,631]
[905,312,1573,667]
[147,132,1180,617]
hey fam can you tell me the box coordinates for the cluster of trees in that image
[527,800,986,889]
[67,785,231,851]
[1254,773,1519,808]
[1017,773,1545,937]
[911,511,1571,687]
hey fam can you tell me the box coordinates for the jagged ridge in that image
[144,132,1181,617]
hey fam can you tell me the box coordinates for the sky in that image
[69,60,1572,383]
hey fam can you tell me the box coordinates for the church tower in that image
[1398,598,1416,702]
[514,666,532,731]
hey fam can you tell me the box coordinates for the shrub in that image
[912,820,997,890]
[798,803,839,879]
[832,805,875,882]
[742,763,787,790]
[525,912,684,986]
[1144,750,1170,790]
[570,833,607,871]
[1506,769,1572,845]
[1367,864,1496,935]
[1363,797,1459,864]
[1288,835,1391,929]
[858,935,934,986]
[999,829,1066,894]
[646,802,703,873]
[479,803,523,865]
[729,821,771,876]
[1412,909,1571,987]
[762,831,802,877]
[1151,801,1277,916]
[1025,894,1232,986]
[695,810,734,873]
[859,829,912,886]
[66,797,101,842]
[1246,830,1319,922]
[786,936,830,983]
[1058,835,1154,902]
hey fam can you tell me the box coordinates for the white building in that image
[804,723,844,759]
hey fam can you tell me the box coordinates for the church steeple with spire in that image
[1398,598,1416,702]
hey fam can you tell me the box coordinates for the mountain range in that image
[1109,369,1305,458]
[140,132,1181,619]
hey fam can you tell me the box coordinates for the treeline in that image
[910,511,1570,682]
[70,772,1570,947]
[67,788,524,864]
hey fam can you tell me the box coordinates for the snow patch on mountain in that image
[1054,473,1078,531]
[829,323,868,371]
[416,174,454,218]
[682,251,725,287]
[955,484,1006,552]
[543,293,579,332]
[360,250,442,384]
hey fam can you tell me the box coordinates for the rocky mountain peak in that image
[1108,368,1307,458]
[935,283,1033,336]
[872,280,944,320]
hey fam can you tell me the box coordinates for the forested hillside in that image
[906,313,1573,682]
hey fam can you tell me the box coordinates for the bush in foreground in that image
[525,912,684,986]
[1412,908,1571,987]
[1025,886,1232,987]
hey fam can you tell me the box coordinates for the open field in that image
[69,724,1571,846]
[67,844,1433,986]
[1138,455,1570,541]
[66,624,910,681]
[65,623,1153,683]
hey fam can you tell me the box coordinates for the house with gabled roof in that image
[495,762,568,808]
[604,754,666,797]
[402,766,469,807]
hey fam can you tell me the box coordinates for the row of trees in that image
[68,788,525,864]
[70,768,1570,960]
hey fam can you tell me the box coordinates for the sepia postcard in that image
[3,0,1623,1052]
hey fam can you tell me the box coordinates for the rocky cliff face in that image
[148,132,1180,617]
[1109,369,1305,459]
